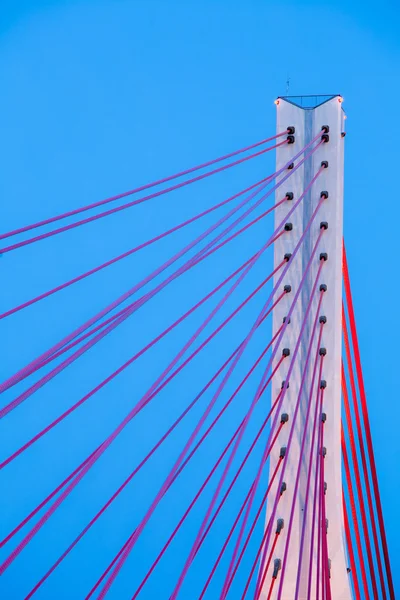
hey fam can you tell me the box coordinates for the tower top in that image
[276,94,342,110]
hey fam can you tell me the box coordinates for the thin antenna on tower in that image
[285,74,291,95]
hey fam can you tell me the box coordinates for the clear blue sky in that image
[0,0,399,598]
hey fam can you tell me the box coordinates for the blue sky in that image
[0,0,399,598]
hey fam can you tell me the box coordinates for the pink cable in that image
[0,177,282,321]
[0,133,323,395]
[0,141,287,254]
[0,132,287,243]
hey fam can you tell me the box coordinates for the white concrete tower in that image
[262,95,351,599]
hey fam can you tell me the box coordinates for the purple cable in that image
[0,139,308,396]
[0,175,278,321]
[0,142,288,254]
[0,183,289,575]
[295,354,324,600]
[316,424,325,600]
[0,138,324,405]
[251,261,325,599]
[277,295,325,599]
[220,225,326,598]
[171,188,326,600]
[92,176,314,599]
[307,388,324,600]
[0,132,287,243]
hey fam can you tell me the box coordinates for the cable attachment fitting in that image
[328,559,332,579]
[276,518,284,534]
[284,253,292,263]
[283,316,290,324]
[321,133,330,143]
[287,134,295,144]
[324,481,328,495]
[319,315,327,324]
[287,162,294,170]
[280,413,289,424]
[321,160,329,169]
[280,482,287,495]
[321,125,330,133]
[319,284,327,292]
[326,518,329,533]
[281,380,289,390]
[320,191,329,199]
[321,446,327,458]
[320,379,327,389]
[320,221,328,230]
[280,446,287,459]
[341,131,347,138]
[273,559,282,579]
[282,348,290,357]
[321,412,327,423]
[285,192,294,200]
[284,284,292,293]
[287,126,295,134]
[319,347,327,356]
[320,252,328,261]
[284,222,293,232]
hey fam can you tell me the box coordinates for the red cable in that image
[341,354,379,598]
[266,577,277,600]
[1,141,287,254]
[343,240,394,600]
[341,424,371,599]
[0,133,287,243]
[342,361,376,597]
[342,304,385,598]
[342,487,361,600]
[0,183,285,320]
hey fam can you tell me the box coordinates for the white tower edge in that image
[262,96,352,599]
